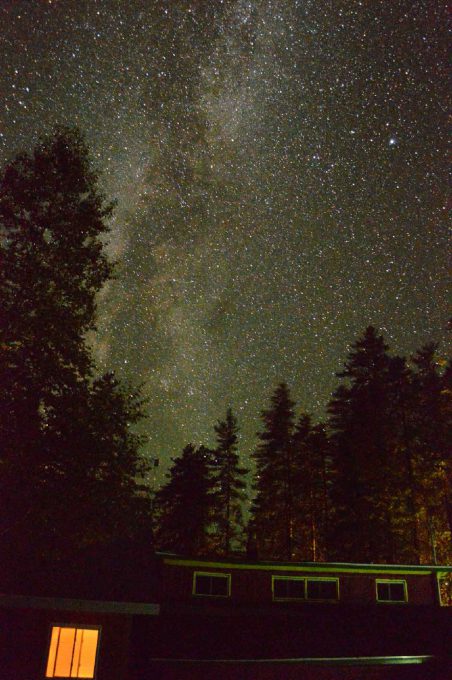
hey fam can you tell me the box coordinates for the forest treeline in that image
[154,330,451,567]
[0,130,450,598]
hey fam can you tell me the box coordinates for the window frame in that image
[272,575,306,601]
[376,579,408,604]
[272,575,340,602]
[44,623,101,679]
[305,576,340,602]
[192,571,231,598]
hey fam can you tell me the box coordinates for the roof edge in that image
[157,553,452,575]
[0,594,160,615]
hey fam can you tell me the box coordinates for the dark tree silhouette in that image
[251,383,296,560]
[327,326,451,565]
[405,344,451,563]
[0,128,152,595]
[291,416,330,561]
[210,408,248,555]
[154,444,213,555]
[327,327,402,562]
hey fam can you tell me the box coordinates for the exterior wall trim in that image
[162,556,450,577]
[147,655,436,666]
[0,595,160,615]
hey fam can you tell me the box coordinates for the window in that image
[437,573,452,606]
[272,576,339,602]
[272,576,306,601]
[376,580,408,603]
[193,572,230,597]
[306,578,339,601]
[45,626,100,678]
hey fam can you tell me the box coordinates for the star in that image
[0,1,448,481]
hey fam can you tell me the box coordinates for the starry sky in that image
[1,0,449,482]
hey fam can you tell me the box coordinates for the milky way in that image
[1,1,449,481]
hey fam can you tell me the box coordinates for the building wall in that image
[0,607,132,680]
[161,562,437,607]
[145,658,448,680]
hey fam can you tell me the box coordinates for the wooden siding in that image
[161,563,438,606]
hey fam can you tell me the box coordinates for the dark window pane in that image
[195,575,211,595]
[377,582,391,600]
[211,575,229,596]
[389,583,405,601]
[307,579,338,600]
[195,574,229,596]
[273,579,288,599]
[288,579,305,599]
[273,578,305,599]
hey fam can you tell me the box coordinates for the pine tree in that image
[291,416,330,561]
[327,327,403,562]
[154,444,212,555]
[210,409,248,555]
[441,358,452,542]
[406,344,451,563]
[251,383,296,560]
[0,128,151,593]
[382,354,421,563]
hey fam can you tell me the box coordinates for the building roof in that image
[0,594,160,615]
[158,553,452,576]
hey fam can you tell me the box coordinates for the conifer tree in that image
[328,328,451,565]
[406,344,451,563]
[0,128,151,593]
[154,444,212,555]
[291,416,330,561]
[327,327,402,562]
[210,409,248,555]
[251,383,296,559]
[441,358,452,539]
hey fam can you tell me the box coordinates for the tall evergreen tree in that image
[251,383,296,560]
[291,416,330,561]
[383,353,421,563]
[154,444,212,555]
[327,327,403,562]
[406,344,451,563]
[0,129,151,594]
[210,409,248,555]
[441,357,452,543]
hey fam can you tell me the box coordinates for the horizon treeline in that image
[154,326,451,567]
[0,130,450,602]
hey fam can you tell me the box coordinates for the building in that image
[1,554,451,679]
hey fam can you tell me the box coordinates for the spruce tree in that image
[210,409,248,555]
[291,416,330,561]
[251,383,296,560]
[327,327,402,562]
[0,128,151,594]
[407,344,451,563]
[154,444,212,555]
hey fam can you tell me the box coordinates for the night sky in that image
[1,1,449,482]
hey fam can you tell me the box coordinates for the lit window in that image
[272,576,306,600]
[306,578,339,601]
[45,626,100,678]
[376,580,408,603]
[193,572,230,597]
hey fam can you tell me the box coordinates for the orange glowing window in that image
[45,626,100,678]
